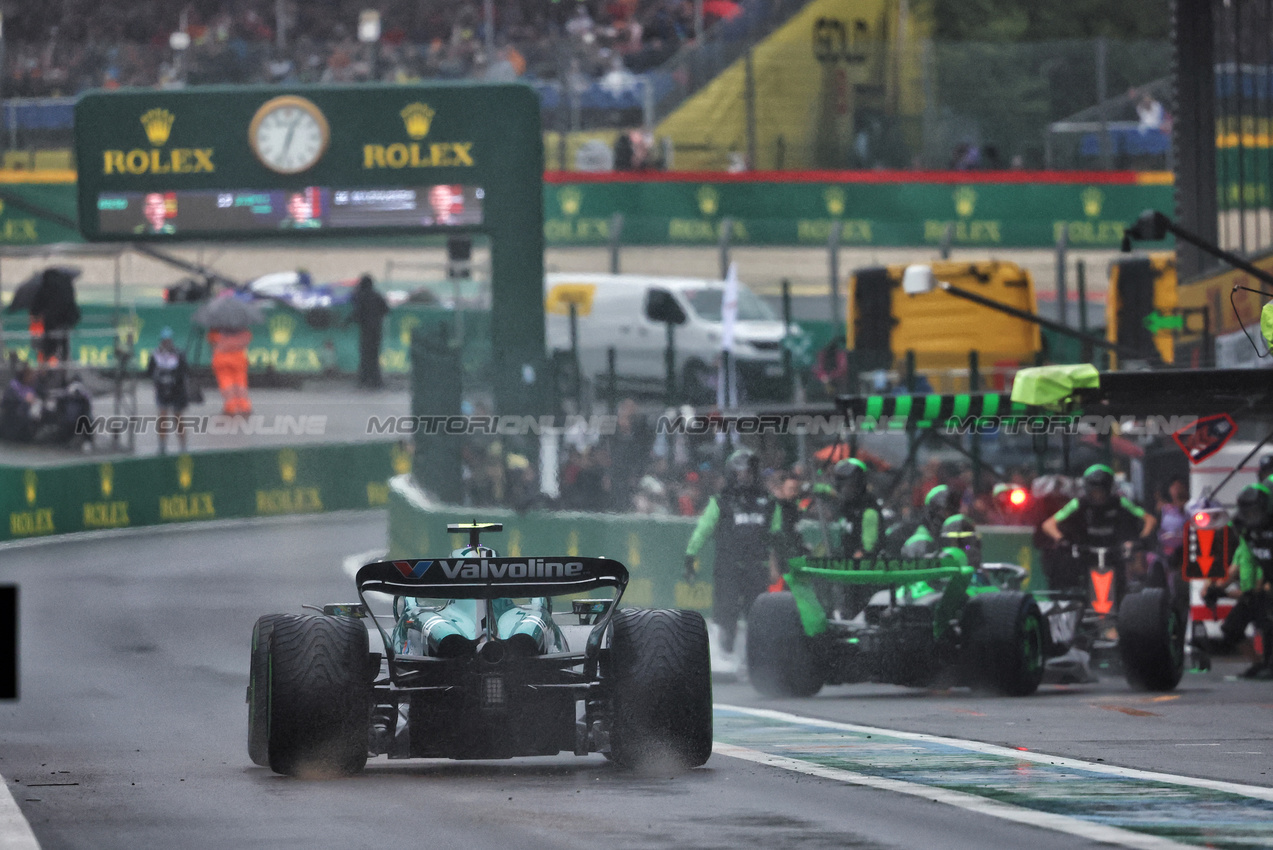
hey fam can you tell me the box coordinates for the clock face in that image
[249,96,330,174]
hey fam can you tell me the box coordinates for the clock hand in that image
[281,118,301,159]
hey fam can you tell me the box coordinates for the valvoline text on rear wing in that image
[356,556,629,600]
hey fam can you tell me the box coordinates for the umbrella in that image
[5,272,45,314]
[192,295,265,331]
[5,266,80,314]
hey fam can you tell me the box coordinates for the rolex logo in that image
[400,103,435,140]
[115,314,144,345]
[824,187,846,217]
[954,186,977,218]
[24,470,37,505]
[391,442,412,475]
[1082,187,1104,218]
[397,314,420,347]
[279,448,298,484]
[141,108,175,146]
[696,186,719,217]
[177,455,194,491]
[268,313,296,346]
[100,463,114,498]
[558,187,582,217]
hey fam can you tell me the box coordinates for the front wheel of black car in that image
[248,613,298,767]
[746,591,823,698]
[267,614,373,777]
[961,591,1045,696]
[608,608,713,769]
[1120,588,1185,692]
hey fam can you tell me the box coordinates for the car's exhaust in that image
[476,637,506,664]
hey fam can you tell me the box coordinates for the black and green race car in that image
[746,546,1181,697]
[248,522,712,776]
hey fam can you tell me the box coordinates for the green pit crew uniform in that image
[685,485,774,653]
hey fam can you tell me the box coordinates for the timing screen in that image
[96,185,484,235]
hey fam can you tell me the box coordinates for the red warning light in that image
[1009,487,1028,507]
[1193,512,1209,526]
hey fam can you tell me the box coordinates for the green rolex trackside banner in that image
[542,173,1175,249]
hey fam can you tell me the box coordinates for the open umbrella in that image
[5,272,45,314]
[192,294,265,331]
[6,266,81,314]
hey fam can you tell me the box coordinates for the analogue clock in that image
[248,96,330,175]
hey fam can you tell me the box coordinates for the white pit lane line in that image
[713,743,1189,850]
[713,704,1273,850]
[716,704,1273,803]
[0,775,41,850]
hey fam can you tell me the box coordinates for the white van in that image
[544,273,796,400]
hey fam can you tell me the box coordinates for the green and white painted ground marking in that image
[714,705,1273,850]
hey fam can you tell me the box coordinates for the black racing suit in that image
[1050,495,1146,606]
[1219,520,1273,653]
[836,495,883,616]
[686,485,774,653]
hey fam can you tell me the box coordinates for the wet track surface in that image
[2,514,1272,849]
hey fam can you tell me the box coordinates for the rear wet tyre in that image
[248,613,298,767]
[961,591,1045,696]
[608,608,713,769]
[746,591,823,697]
[1119,588,1185,692]
[267,614,373,777]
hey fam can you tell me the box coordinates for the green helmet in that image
[939,513,980,564]
[1082,464,1115,504]
[833,457,869,499]
[924,484,959,526]
[1236,483,1273,528]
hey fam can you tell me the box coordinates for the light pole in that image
[358,10,382,80]
[168,30,190,86]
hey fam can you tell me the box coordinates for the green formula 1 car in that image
[746,549,1049,697]
[248,522,712,776]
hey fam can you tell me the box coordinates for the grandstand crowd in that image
[2,0,721,96]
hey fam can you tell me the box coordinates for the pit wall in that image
[0,441,409,542]
[386,474,1039,614]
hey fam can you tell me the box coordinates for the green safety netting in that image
[1009,364,1100,408]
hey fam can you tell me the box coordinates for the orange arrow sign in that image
[1197,528,1215,576]
[1091,570,1115,615]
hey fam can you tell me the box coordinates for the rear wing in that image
[788,554,967,586]
[356,556,629,600]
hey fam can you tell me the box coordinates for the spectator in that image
[1136,92,1165,132]
[609,398,652,507]
[812,335,849,398]
[346,273,390,389]
[1156,475,1189,565]
[145,327,191,454]
[30,266,82,366]
[0,362,41,442]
